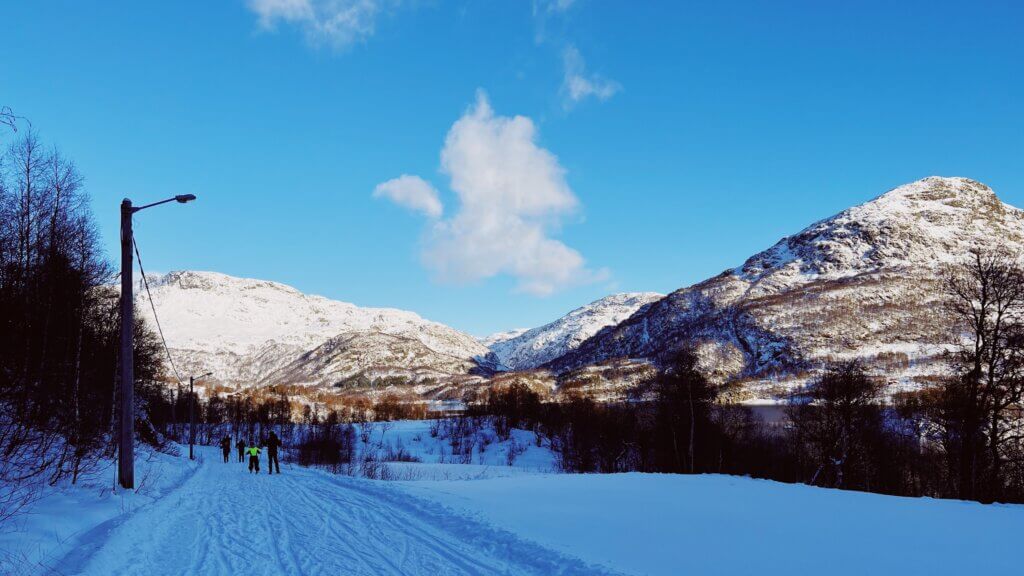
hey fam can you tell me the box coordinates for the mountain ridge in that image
[543,177,1024,399]
[486,292,664,371]
[138,177,1022,402]
[136,270,494,390]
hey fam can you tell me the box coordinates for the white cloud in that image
[531,0,578,44]
[533,0,577,16]
[247,0,384,50]
[562,45,621,108]
[373,175,443,218]
[376,91,606,296]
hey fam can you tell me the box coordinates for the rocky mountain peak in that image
[487,292,663,371]
[875,176,1000,210]
[738,177,1023,287]
[542,177,1024,399]
[151,270,304,296]
[135,270,490,390]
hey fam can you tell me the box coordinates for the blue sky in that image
[3,1,1022,335]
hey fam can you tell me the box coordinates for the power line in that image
[132,229,184,387]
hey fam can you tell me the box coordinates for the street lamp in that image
[119,194,196,489]
[189,372,213,460]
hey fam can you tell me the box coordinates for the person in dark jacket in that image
[247,443,261,473]
[220,436,231,463]
[266,431,282,474]
[236,439,245,463]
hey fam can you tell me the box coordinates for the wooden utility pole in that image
[189,375,195,460]
[174,383,181,440]
[119,198,134,489]
[188,372,211,460]
[117,193,196,488]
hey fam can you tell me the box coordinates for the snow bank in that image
[0,445,198,575]
[401,473,1024,576]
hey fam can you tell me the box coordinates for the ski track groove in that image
[64,448,622,576]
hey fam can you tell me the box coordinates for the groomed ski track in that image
[62,448,619,576]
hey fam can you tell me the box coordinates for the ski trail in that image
[65,448,620,576]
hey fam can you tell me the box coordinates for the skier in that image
[220,435,231,463]
[247,442,261,474]
[236,438,245,463]
[266,431,281,474]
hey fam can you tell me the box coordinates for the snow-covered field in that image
[2,421,1021,575]
[354,419,556,478]
[403,474,1023,575]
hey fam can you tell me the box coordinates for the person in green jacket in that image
[247,443,261,473]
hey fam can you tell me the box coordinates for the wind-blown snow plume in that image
[376,91,606,296]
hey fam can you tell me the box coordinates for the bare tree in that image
[0,129,169,529]
[941,248,1024,501]
[788,361,883,489]
[643,349,717,474]
[0,106,29,138]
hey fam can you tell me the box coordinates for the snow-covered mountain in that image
[479,329,529,348]
[545,177,1024,399]
[485,293,663,371]
[264,331,485,390]
[137,178,1021,402]
[136,271,493,390]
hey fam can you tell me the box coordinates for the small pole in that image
[172,384,179,440]
[119,199,134,489]
[189,375,195,460]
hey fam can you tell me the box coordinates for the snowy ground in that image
[2,421,1022,575]
[402,474,1023,575]
[0,445,198,574]
[58,447,609,576]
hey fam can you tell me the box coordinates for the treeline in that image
[164,387,435,448]
[169,390,414,477]
[474,249,1024,504]
[156,388,293,448]
[0,130,168,521]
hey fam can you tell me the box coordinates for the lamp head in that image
[175,194,197,204]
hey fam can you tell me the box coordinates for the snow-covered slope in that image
[486,293,663,370]
[136,271,493,389]
[479,329,529,348]
[136,178,1021,400]
[264,331,485,388]
[545,177,1024,398]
